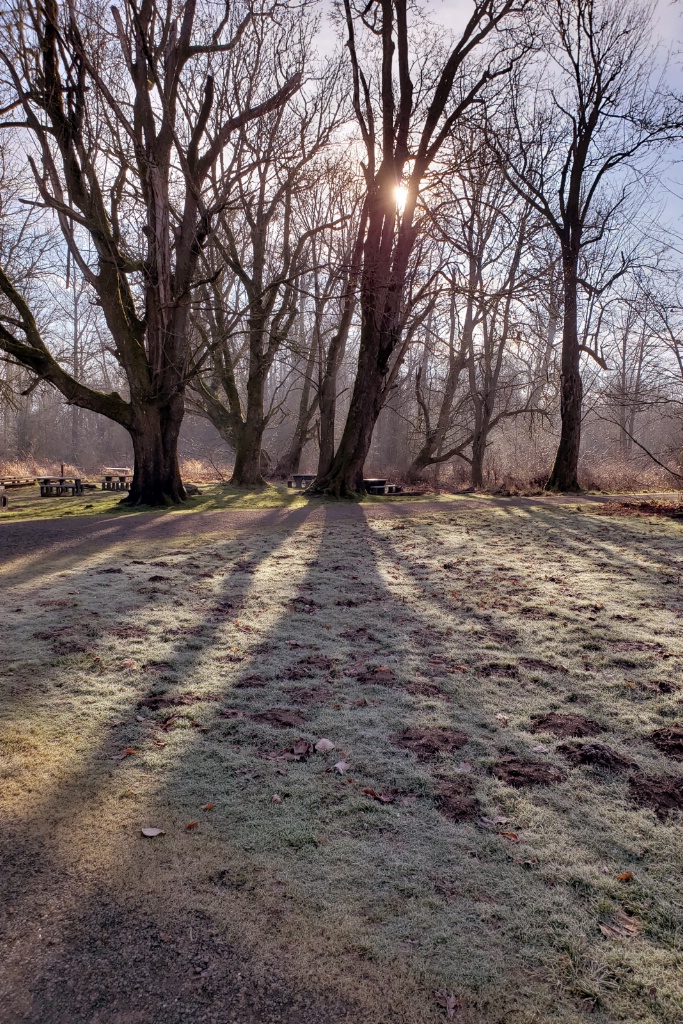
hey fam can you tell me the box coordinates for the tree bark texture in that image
[546,251,583,491]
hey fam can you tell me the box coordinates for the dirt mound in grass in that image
[435,778,480,821]
[234,674,268,689]
[251,708,306,729]
[285,655,335,679]
[519,658,568,674]
[393,726,468,760]
[530,712,604,738]
[650,725,683,761]
[493,754,566,787]
[629,773,683,820]
[637,680,677,696]
[557,742,635,772]
[404,681,448,699]
[354,664,397,686]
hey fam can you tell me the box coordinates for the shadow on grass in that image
[2,500,682,1023]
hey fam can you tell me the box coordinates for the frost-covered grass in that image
[1,502,682,1022]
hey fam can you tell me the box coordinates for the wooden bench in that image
[288,473,316,489]
[0,477,34,488]
[102,467,132,491]
[38,477,83,497]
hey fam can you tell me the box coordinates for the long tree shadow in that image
[2,499,682,1023]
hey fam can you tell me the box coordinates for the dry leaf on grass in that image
[185,821,199,830]
[271,794,282,804]
[315,738,335,753]
[617,871,633,883]
[113,747,137,760]
[599,911,640,938]
[201,803,215,811]
[140,827,165,837]
[434,989,461,1018]
[362,787,395,804]
[495,713,509,726]
[333,760,350,774]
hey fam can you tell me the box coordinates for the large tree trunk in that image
[127,395,186,505]
[231,371,267,486]
[314,315,385,495]
[546,251,583,492]
[470,425,487,489]
[273,324,318,479]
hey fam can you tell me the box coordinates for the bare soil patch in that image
[492,755,567,787]
[529,712,603,738]
[650,725,683,761]
[557,742,635,772]
[594,500,683,519]
[285,655,335,679]
[636,679,677,696]
[393,726,469,760]
[404,681,448,699]
[234,674,268,688]
[251,708,307,729]
[137,692,214,711]
[434,778,480,822]
[354,664,397,686]
[519,658,568,674]
[629,773,683,820]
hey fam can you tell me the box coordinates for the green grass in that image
[0,481,312,521]
[0,480,455,523]
[1,502,682,1021]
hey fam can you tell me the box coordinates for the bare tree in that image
[0,0,301,503]
[311,0,531,495]
[493,0,679,490]
[189,55,342,485]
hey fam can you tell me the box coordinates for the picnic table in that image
[288,473,316,489]
[102,467,133,491]
[38,476,83,497]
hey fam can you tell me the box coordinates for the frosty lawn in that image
[1,499,682,1023]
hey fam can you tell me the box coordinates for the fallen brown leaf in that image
[617,871,633,883]
[362,787,395,804]
[201,803,215,811]
[113,747,137,760]
[599,910,640,938]
[434,989,461,1018]
[185,821,199,830]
